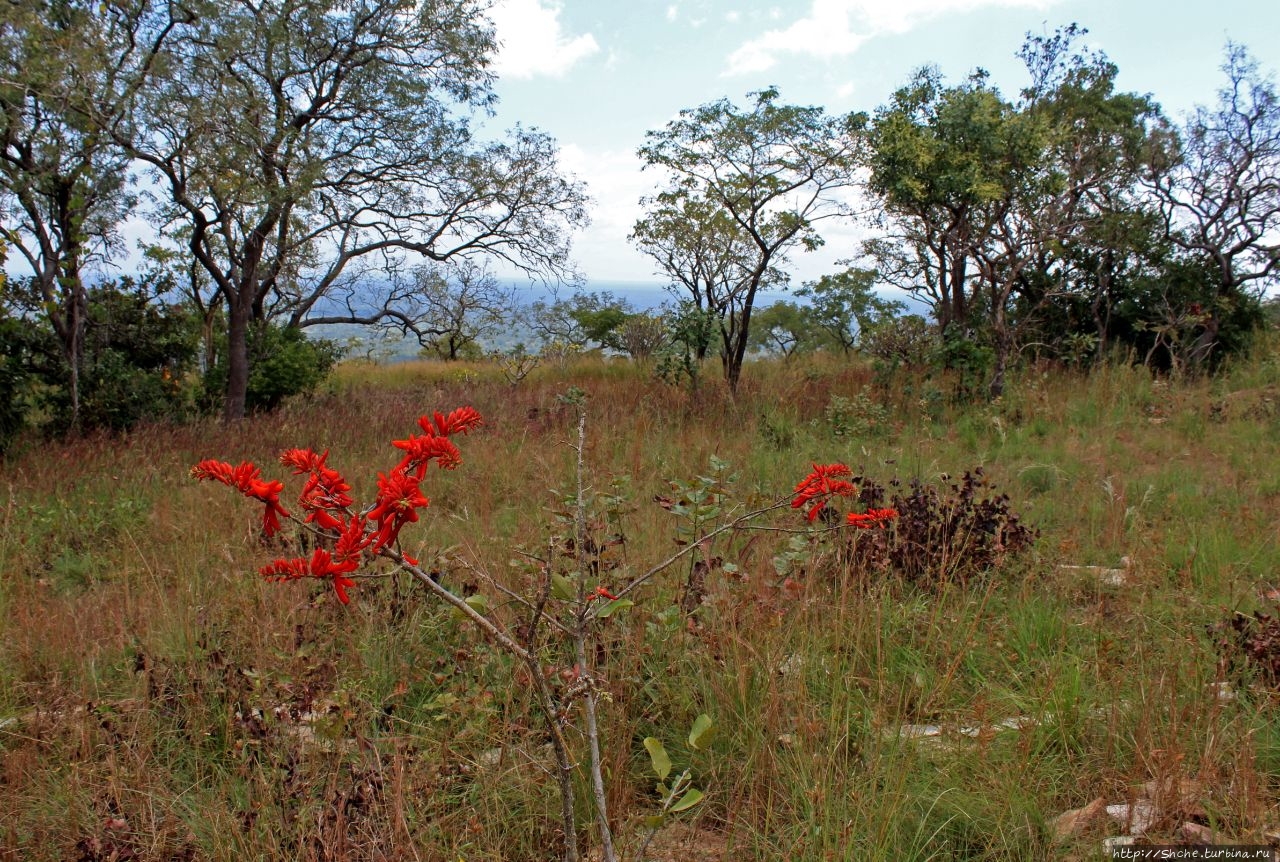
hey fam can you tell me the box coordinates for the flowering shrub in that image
[192,406,482,604]
[190,416,917,862]
[792,463,899,529]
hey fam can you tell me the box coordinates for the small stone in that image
[1106,800,1159,835]
[1180,821,1215,843]
[1050,797,1107,842]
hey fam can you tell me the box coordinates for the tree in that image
[863,27,1170,395]
[615,312,667,361]
[300,259,510,361]
[0,0,179,429]
[127,0,587,420]
[796,267,904,355]
[527,291,635,353]
[862,68,1010,331]
[1149,44,1280,364]
[747,301,810,358]
[630,190,764,362]
[635,88,862,393]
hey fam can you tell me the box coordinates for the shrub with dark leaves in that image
[844,467,1037,587]
[1211,608,1280,689]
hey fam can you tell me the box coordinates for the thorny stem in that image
[587,497,793,621]
[389,547,581,862]
[572,404,617,862]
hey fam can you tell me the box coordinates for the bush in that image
[844,467,1037,587]
[203,322,340,413]
[0,279,201,446]
[1211,607,1280,689]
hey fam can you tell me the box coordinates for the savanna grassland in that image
[4,349,1280,862]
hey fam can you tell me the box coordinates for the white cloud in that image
[489,0,600,79]
[725,10,740,24]
[724,0,1054,76]
[835,80,856,99]
[555,144,660,282]
[666,4,678,22]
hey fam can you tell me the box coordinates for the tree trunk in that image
[224,298,252,421]
[989,317,1012,399]
[64,278,86,433]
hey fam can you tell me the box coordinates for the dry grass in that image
[4,348,1280,860]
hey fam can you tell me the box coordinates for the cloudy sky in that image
[481,0,1280,286]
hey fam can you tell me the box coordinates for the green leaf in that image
[464,594,490,614]
[688,713,715,749]
[595,598,634,618]
[670,787,704,813]
[644,737,672,780]
[644,814,666,829]
[551,574,576,601]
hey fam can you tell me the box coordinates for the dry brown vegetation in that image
[4,351,1280,860]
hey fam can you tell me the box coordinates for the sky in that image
[479,0,1280,286]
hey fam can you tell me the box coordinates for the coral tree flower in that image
[792,463,856,522]
[848,508,899,529]
[368,467,430,551]
[392,407,483,478]
[280,448,353,531]
[196,407,483,606]
[259,546,360,604]
[191,459,289,536]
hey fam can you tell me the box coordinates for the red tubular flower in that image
[259,557,310,582]
[334,515,372,563]
[420,406,483,438]
[258,550,358,604]
[792,463,856,522]
[847,508,899,529]
[191,459,290,536]
[368,467,430,551]
[308,547,359,604]
[392,433,462,477]
[279,448,327,475]
[280,448,353,530]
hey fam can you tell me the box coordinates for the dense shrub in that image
[0,279,200,446]
[844,467,1037,586]
[1211,607,1280,689]
[202,321,340,413]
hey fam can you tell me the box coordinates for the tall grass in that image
[2,349,1280,860]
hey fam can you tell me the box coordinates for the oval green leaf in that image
[551,574,576,601]
[595,598,634,618]
[643,736,672,781]
[688,713,715,750]
[670,787,704,812]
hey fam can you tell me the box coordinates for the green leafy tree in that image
[862,67,1011,331]
[747,301,811,358]
[796,267,905,355]
[528,291,635,353]
[127,0,588,421]
[636,87,862,393]
[0,0,180,429]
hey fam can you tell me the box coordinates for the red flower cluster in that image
[848,508,898,529]
[191,459,289,536]
[792,463,856,521]
[392,406,483,478]
[368,468,430,552]
[281,448,353,531]
[193,407,483,606]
